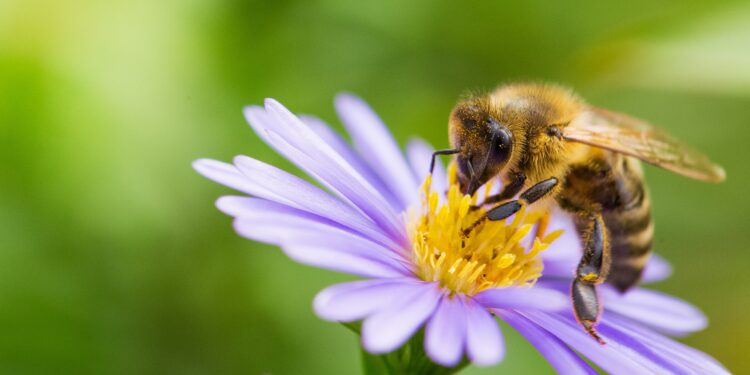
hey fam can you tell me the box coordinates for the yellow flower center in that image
[407,163,562,296]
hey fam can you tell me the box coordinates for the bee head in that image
[449,101,513,195]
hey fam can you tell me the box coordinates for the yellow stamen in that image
[407,162,563,296]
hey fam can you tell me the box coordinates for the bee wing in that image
[563,107,726,182]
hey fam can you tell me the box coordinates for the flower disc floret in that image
[409,163,562,296]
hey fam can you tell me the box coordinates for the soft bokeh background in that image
[2,0,749,373]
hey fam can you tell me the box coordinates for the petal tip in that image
[311,290,335,321]
[215,196,241,215]
[264,98,286,113]
[192,158,213,173]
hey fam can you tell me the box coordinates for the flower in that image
[194,94,727,373]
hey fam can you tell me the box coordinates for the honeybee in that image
[432,83,725,342]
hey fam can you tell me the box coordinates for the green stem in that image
[348,323,469,375]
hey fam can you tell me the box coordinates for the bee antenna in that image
[430,149,459,174]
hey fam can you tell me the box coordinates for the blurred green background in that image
[1,0,749,373]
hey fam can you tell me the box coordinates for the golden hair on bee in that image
[448,83,589,192]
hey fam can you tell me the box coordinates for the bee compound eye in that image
[491,126,513,164]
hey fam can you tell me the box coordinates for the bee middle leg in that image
[486,177,558,221]
[572,213,611,344]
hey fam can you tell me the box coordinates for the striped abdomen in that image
[558,151,653,292]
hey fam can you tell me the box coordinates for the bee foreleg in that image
[485,177,558,221]
[572,214,611,345]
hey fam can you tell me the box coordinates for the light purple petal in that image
[193,159,268,197]
[600,286,707,336]
[596,319,715,374]
[502,311,597,374]
[362,283,441,354]
[474,286,568,311]
[229,156,399,249]
[279,241,407,279]
[313,279,422,322]
[605,314,729,374]
[406,138,448,198]
[425,296,467,367]
[534,280,706,336]
[523,311,686,374]
[335,93,419,208]
[218,196,403,254]
[543,254,672,286]
[541,259,577,280]
[641,254,672,283]
[301,114,401,209]
[541,208,583,262]
[230,208,411,278]
[464,297,504,367]
[266,126,406,242]
[244,104,406,241]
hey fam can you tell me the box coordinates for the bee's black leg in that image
[486,177,558,221]
[572,214,611,344]
[464,177,557,236]
[429,149,459,174]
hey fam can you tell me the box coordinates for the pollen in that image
[407,163,563,296]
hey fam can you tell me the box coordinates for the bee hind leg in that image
[572,214,611,345]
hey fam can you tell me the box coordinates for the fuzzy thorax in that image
[408,163,562,296]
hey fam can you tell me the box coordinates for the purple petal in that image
[301,114,401,209]
[541,259,577,280]
[244,103,406,241]
[541,208,583,262]
[231,210,411,278]
[605,314,729,374]
[218,196,402,254]
[522,311,687,374]
[425,296,467,367]
[230,156,398,249]
[362,283,441,354]
[596,319,715,374]
[406,138,448,198]
[266,126,406,242]
[543,254,673,286]
[600,286,707,336]
[193,159,267,197]
[313,279,422,322]
[502,311,596,374]
[474,286,568,311]
[641,254,672,283]
[464,297,504,367]
[279,241,407,279]
[533,280,707,336]
[335,93,419,208]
